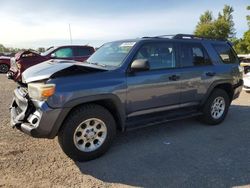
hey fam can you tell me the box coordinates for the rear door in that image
[177,42,215,104]
[126,41,182,116]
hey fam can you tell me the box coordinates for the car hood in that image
[15,50,41,61]
[22,59,108,83]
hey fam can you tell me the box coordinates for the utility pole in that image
[69,24,72,44]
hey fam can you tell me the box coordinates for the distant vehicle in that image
[0,56,11,73]
[10,34,243,161]
[7,45,95,81]
[239,54,250,73]
[243,73,250,93]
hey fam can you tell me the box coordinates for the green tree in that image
[0,44,5,53]
[233,6,250,54]
[37,47,45,53]
[194,5,235,39]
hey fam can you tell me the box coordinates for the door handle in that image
[169,75,180,81]
[206,72,216,77]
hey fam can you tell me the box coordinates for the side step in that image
[125,109,203,131]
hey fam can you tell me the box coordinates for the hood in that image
[15,50,41,61]
[22,59,108,83]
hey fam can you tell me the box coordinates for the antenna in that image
[69,24,72,44]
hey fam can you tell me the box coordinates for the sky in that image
[0,0,249,48]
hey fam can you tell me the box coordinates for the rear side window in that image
[213,43,238,64]
[75,47,94,56]
[179,43,211,67]
[134,42,176,70]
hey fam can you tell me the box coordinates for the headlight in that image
[28,83,56,100]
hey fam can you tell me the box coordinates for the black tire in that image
[245,90,250,93]
[0,64,9,73]
[58,104,116,162]
[200,89,230,125]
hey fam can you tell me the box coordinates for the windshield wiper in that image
[88,62,107,67]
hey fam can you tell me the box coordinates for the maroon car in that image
[7,45,95,81]
[0,56,11,73]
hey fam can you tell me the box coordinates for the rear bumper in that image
[10,87,63,138]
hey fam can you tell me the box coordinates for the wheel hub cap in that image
[211,96,225,119]
[73,118,107,152]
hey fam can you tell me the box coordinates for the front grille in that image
[19,87,28,96]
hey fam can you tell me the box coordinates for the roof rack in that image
[173,34,226,41]
[142,34,227,41]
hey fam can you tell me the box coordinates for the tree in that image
[194,5,235,39]
[37,47,46,53]
[233,6,250,54]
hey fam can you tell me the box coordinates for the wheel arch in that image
[201,81,234,106]
[48,94,126,138]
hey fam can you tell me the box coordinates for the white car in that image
[243,73,250,93]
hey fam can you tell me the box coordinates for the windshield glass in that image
[41,47,55,56]
[87,41,136,67]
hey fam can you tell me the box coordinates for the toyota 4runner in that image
[10,34,243,161]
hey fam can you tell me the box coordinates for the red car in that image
[0,56,11,73]
[7,45,95,82]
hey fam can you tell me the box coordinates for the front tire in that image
[200,89,230,125]
[0,64,9,73]
[58,104,116,162]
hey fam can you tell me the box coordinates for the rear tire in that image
[200,89,230,125]
[58,104,116,162]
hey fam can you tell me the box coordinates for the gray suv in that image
[10,34,243,161]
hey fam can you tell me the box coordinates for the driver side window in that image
[134,42,176,70]
[54,48,73,58]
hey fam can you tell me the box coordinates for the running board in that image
[125,110,203,131]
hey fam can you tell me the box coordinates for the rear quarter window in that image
[212,43,239,64]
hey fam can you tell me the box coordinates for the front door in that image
[126,42,181,116]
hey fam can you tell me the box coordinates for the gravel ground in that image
[0,74,250,188]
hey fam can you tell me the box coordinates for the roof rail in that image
[174,34,228,41]
[145,34,227,41]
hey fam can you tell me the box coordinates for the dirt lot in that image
[0,74,250,188]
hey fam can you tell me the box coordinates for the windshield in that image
[87,41,136,67]
[41,46,55,56]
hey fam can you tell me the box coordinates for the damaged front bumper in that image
[10,87,63,138]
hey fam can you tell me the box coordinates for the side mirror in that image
[50,53,56,58]
[130,59,150,72]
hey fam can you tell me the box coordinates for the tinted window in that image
[134,43,176,70]
[54,48,73,58]
[213,43,238,64]
[75,47,93,56]
[180,43,211,67]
